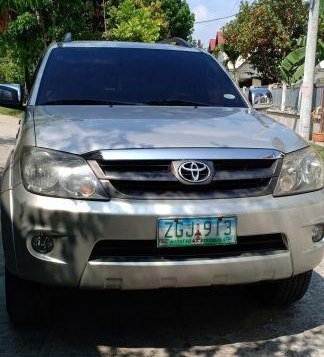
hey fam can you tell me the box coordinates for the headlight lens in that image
[274,146,323,196]
[21,147,108,200]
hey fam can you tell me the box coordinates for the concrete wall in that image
[266,110,299,131]
[266,109,320,133]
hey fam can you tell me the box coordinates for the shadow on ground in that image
[0,264,323,357]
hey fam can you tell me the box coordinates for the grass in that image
[0,106,23,118]
[313,144,324,161]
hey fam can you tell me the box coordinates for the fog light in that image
[312,224,324,243]
[31,233,54,254]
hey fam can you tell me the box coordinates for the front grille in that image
[89,234,287,261]
[109,178,271,198]
[96,158,281,199]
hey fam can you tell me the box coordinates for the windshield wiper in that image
[144,99,210,107]
[40,99,139,106]
[40,99,210,107]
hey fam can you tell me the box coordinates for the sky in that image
[187,0,253,48]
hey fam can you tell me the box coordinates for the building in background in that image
[208,30,261,87]
[208,31,226,62]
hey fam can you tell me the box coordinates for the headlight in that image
[274,146,323,196]
[21,147,109,200]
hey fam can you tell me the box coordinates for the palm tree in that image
[281,1,324,84]
[281,37,324,84]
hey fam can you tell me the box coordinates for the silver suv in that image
[0,39,323,324]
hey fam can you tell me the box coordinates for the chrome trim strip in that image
[88,251,289,266]
[103,172,177,181]
[96,148,284,161]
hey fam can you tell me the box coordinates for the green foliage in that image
[0,1,38,15]
[160,0,195,40]
[0,0,195,84]
[281,1,324,83]
[281,46,306,83]
[223,0,308,82]
[213,42,241,78]
[0,0,95,87]
[103,0,167,42]
[40,1,96,41]
[0,106,23,117]
[218,19,241,72]
[103,0,194,42]
[281,40,324,83]
[2,11,44,83]
[313,144,324,161]
[0,54,24,83]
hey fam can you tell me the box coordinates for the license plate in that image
[157,216,237,248]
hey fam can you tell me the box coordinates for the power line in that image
[230,0,241,14]
[195,13,237,24]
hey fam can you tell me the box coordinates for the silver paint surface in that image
[1,40,322,291]
[33,106,307,155]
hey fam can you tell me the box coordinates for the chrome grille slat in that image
[212,168,275,181]
[104,172,177,181]
[93,156,281,199]
[102,169,275,182]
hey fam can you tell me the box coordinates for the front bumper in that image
[1,184,324,289]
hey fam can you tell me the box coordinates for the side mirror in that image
[248,88,272,108]
[0,84,24,110]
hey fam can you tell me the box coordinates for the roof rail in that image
[160,37,193,48]
[63,32,72,43]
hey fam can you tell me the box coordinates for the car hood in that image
[33,106,307,155]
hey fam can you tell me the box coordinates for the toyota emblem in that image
[178,161,211,183]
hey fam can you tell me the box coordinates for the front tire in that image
[253,270,313,306]
[5,268,52,325]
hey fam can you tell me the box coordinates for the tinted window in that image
[36,47,247,107]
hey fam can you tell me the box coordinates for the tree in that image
[215,20,241,80]
[160,0,195,40]
[0,0,196,85]
[0,52,24,83]
[0,0,95,88]
[103,0,167,42]
[0,0,37,15]
[103,0,194,42]
[1,11,43,87]
[281,38,324,83]
[214,42,241,80]
[281,0,324,83]
[223,0,308,82]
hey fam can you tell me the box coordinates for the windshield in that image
[36,47,247,108]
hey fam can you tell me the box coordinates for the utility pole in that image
[298,0,320,140]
